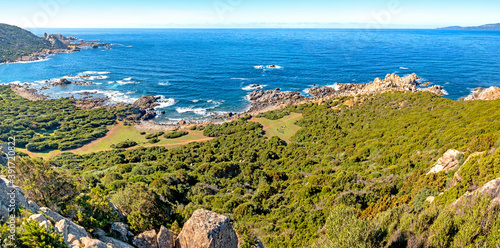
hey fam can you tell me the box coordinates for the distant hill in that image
[438,23,500,30]
[0,23,51,63]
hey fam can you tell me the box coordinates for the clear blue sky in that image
[1,0,499,28]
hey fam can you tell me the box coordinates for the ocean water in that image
[1,29,499,122]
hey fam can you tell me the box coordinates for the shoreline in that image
[7,71,500,133]
[5,73,449,130]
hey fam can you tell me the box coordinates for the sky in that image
[1,0,499,29]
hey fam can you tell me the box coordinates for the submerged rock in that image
[175,209,238,248]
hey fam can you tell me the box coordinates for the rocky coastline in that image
[9,72,500,131]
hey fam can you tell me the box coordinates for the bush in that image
[110,140,137,149]
[164,131,189,139]
[325,204,376,248]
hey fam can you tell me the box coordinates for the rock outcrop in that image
[111,222,131,242]
[44,34,78,49]
[427,149,464,174]
[453,177,500,206]
[176,209,238,248]
[247,89,307,112]
[134,96,161,110]
[52,78,72,86]
[130,96,163,121]
[463,86,500,101]
[309,73,444,99]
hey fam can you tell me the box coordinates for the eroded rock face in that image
[427,149,464,174]
[175,209,238,248]
[463,86,500,101]
[133,229,158,248]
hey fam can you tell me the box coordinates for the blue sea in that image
[1,29,499,122]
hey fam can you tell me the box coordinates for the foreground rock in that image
[157,226,174,248]
[463,86,500,101]
[176,209,238,248]
[427,149,464,174]
[133,229,158,248]
[0,176,30,222]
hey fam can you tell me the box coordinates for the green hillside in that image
[2,86,500,247]
[0,23,50,63]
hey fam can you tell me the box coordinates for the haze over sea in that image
[0,29,499,122]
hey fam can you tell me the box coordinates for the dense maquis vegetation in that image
[3,91,500,247]
[0,23,51,63]
[0,85,129,152]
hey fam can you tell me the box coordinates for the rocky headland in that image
[246,73,445,114]
[8,33,110,64]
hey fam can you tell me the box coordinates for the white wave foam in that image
[325,83,341,91]
[114,80,139,85]
[266,65,283,69]
[123,77,133,81]
[254,65,265,69]
[399,67,409,70]
[81,71,110,75]
[441,89,449,95]
[13,58,51,64]
[192,100,200,103]
[158,82,170,86]
[242,84,267,91]
[176,107,207,115]
[64,90,138,103]
[154,95,176,109]
[231,78,250,80]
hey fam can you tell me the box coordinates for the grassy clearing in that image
[251,112,303,142]
[19,122,213,158]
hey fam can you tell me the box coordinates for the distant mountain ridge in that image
[0,23,51,63]
[438,23,500,30]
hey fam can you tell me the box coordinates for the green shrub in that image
[164,131,189,139]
